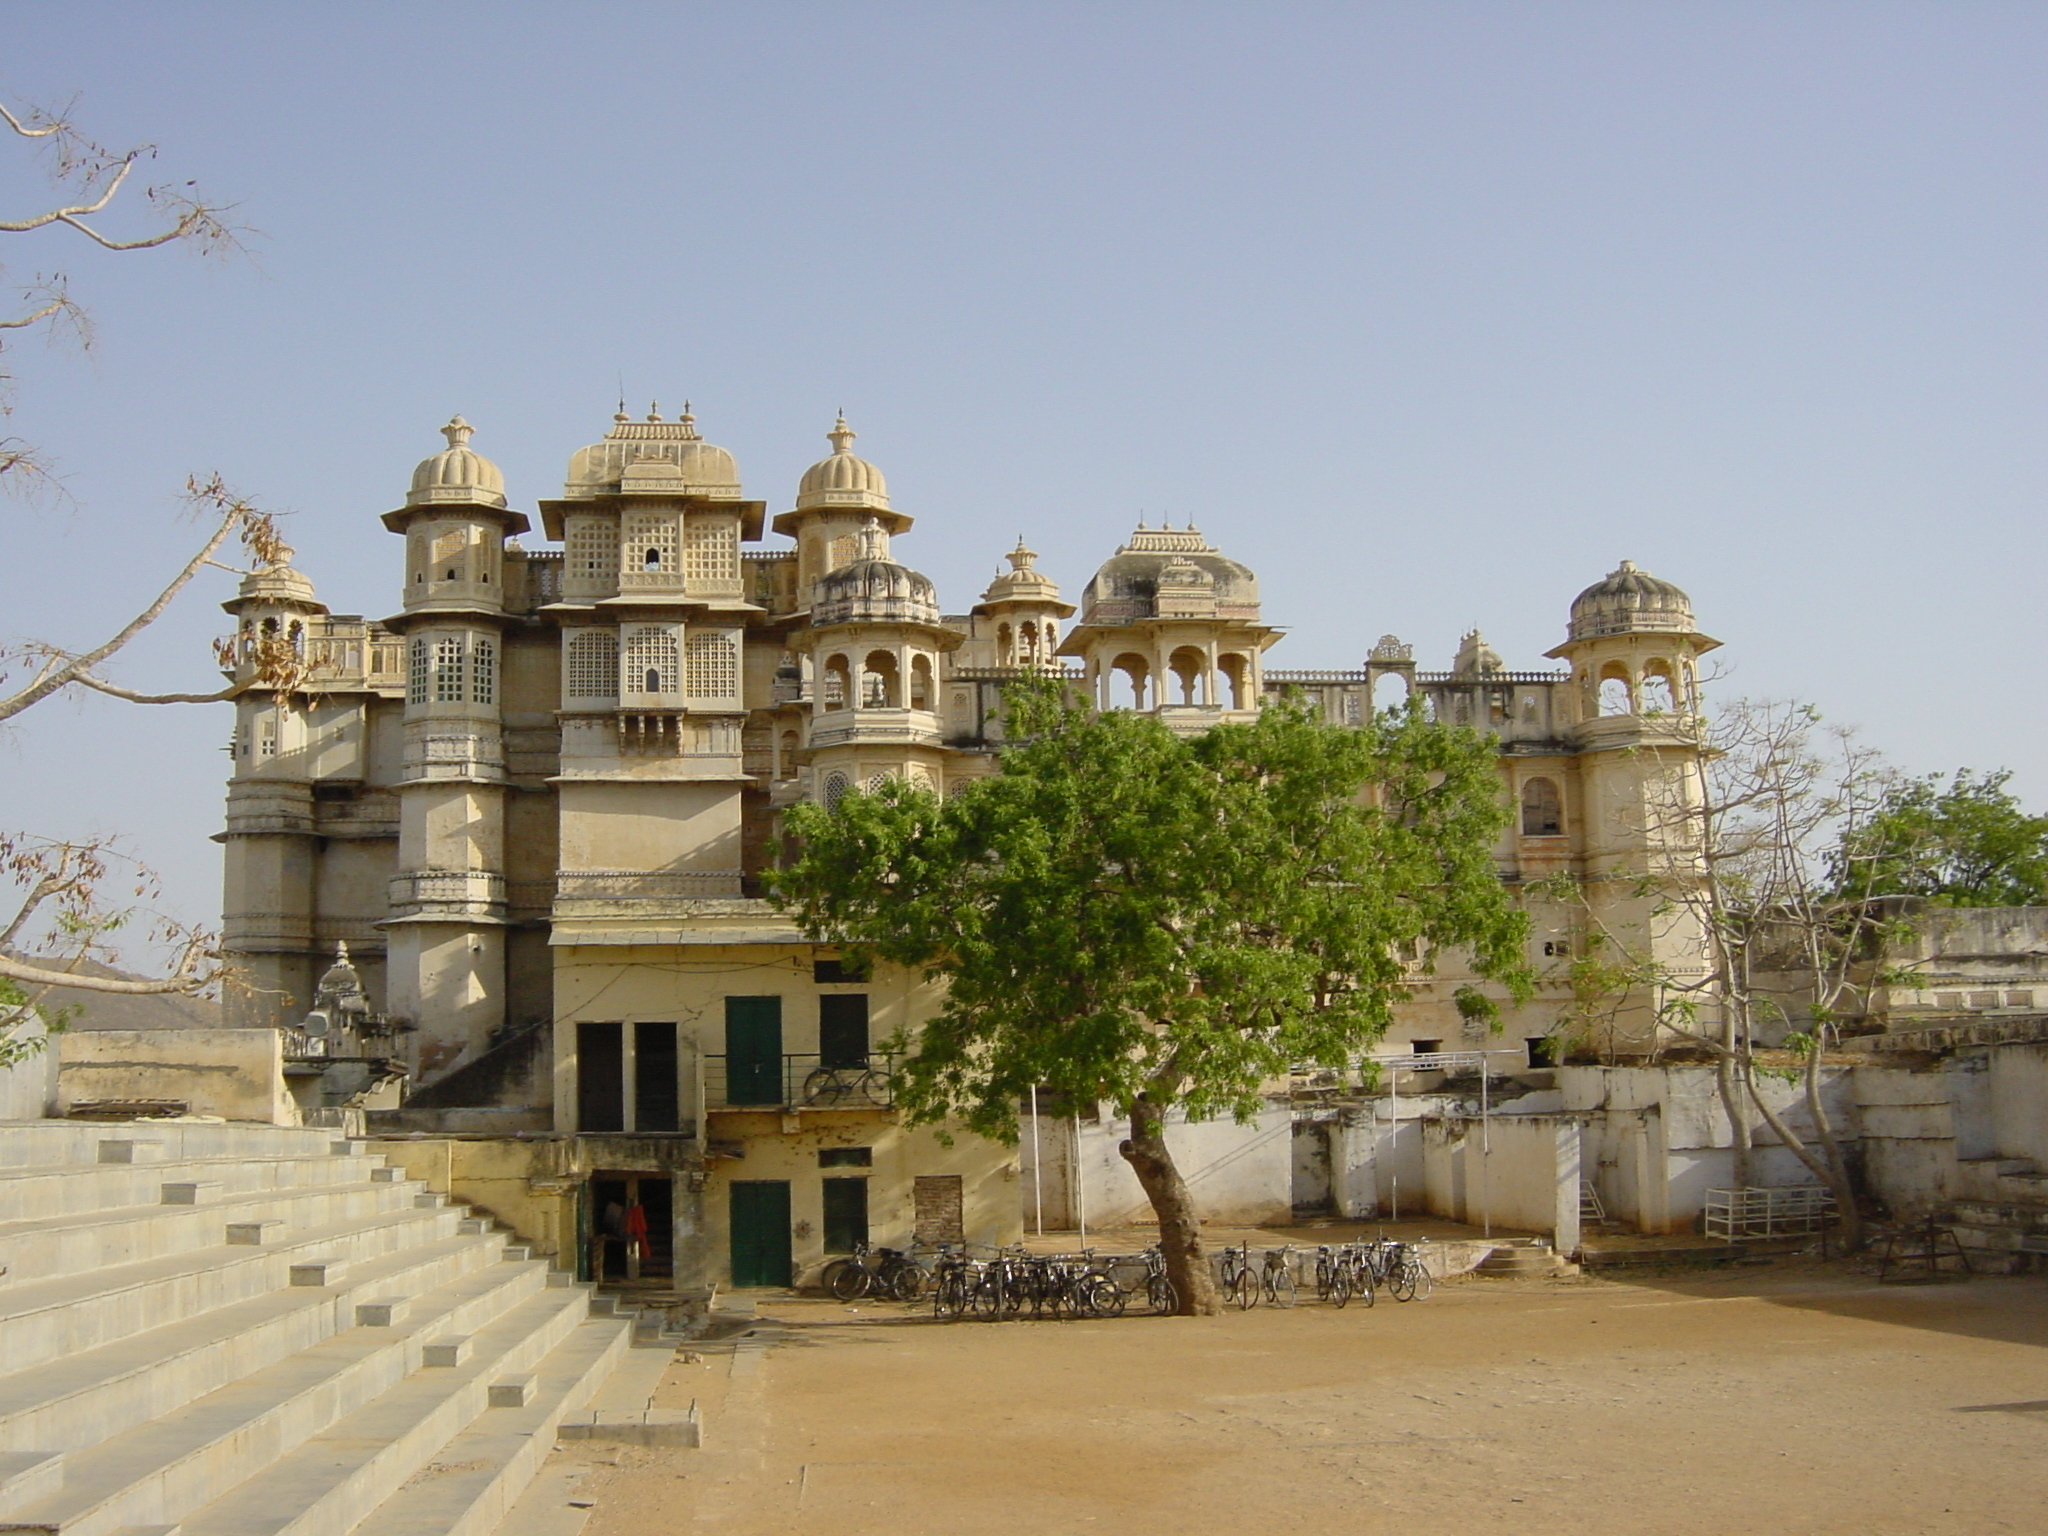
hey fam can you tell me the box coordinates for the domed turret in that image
[229,548,326,614]
[812,518,941,627]
[561,402,743,499]
[408,417,506,508]
[1075,523,1260,627]
[1567,561,1695,640]
[796,414,890,511]
[1451,629,1506,677]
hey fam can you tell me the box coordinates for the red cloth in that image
[623,1203,649,1253]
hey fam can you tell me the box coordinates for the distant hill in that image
[3,954,224,1032]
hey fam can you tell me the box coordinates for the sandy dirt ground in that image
[550,1255,2048,1536]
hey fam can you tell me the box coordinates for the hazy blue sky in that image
[4,3,2045,956]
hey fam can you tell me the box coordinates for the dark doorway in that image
[725,996,784,1105]
[822,1176,869,1254]
[729,1179,793,1287]
[588,1173,674,1282]
[577,1021,623,1132]
[635,1021,680,1131]
[818,994,869,1068]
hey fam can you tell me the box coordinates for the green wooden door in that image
[729,1180,793,1288]
[725,996,783,1105]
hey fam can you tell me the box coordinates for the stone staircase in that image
[1946,1154,2048,1271]
[0,1119,634,1536]
[1475,1236,1579,1278]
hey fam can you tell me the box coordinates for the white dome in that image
[795,415,890,511]
[408,417,507,508]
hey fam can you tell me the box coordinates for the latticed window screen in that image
[685,632,739,698]
[684,521,737,584]
[624,512,679,575]
[823,772,850,807]
[434,637,466,703]
[566,520,618,581]
[828,534,856,571]
[624,627,680,694]
[470,638,496,704]
[431,528,468,583]
[408,639,430,704]
[565,630,619,699]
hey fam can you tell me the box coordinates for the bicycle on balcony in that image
[800,1059,890,1108]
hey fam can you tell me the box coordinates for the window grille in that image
[566,520,617,582]
[823,771,850,807]
[434,637,466,703]
[624,627,680,694]
[685,631,738,699]
[565,629,619,699]
[470,637,496,704]
[408,639,430,704]
[258,717,277,758]
[431,528,468,583]
[624,511,678,576]
[685,520,736,584]
[828,534,856,571]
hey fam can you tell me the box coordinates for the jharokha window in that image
[1521,777,1564,837]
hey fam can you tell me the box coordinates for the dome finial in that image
[1007,537,1037,572]
[647,400,663,422]
[679,400,699,440]
[441,416,473,450]
[828,412,856,456]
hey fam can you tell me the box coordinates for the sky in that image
[2,2,2044,959]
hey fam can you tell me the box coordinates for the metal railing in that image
[1704,1186,1838,1241]
[704,1053,897,1110]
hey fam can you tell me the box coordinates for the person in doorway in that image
[624,1200,648,1282]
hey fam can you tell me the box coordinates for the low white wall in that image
[0,1012,59,1120]
[1021,1104,1292,1230]
[1418,1114,1581,1249]
[58,1028,295,1125]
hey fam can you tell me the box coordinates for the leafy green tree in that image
[1832,769,2048,908]
[771,682,1530,1313]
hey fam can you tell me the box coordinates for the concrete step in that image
[154,1293,606,1536]
[0,1232,534,1462]
[0,1177,432,1289]
[0,1262,564,1536]
[349,1321,630,1536]
[0,1152,396,1228]
[0,1198,463,1373]
[0,1124,342,1170]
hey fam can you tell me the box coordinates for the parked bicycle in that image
[822,1240,930,1301]
[1260,1245,1298,1308]
[1219,1241,1259,1310]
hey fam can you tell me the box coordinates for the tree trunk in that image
[1119,1095,1218,1316]
[1801,1040,1865,1252]
[1744,1061,1864,1253]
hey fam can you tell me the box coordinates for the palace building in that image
[217,407,1715,1286]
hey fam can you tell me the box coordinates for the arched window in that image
[1640,661,1675,714]
[1372,671,1409,717]
[623,627,679,695]
[1169,646,1205,706]
[1218,654,1249,710]
[1597,662,1634,716]
[288,620,305,656]
[1521,778,1564,837]
[996,623,1014,666]
[1111,652,1150,710]
[685,632,739,699]
[862,651,900,708]
[910,655,934,710]
[822,654,851,709]
[565,630,619,700]
[823,771,850,808]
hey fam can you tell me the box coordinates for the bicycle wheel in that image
[1231,1267,1258,1310]
[1147,1274,1179,1315]
[889,1262,931,1302]
[1390,1257,1419,1301]
[1329,1265,1352,1308]
[933,1271,964,1318]
[829,1260,872,1301]
[802,1068,850,1107]
[1086,1276,1127,1317]
[1349,1260,1376,1308]
[1265,1266,1297,1309]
